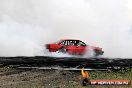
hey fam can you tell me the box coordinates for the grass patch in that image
[0,65,14,73]
[89,69,132,80]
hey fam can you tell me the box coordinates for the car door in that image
[66,40,76,54]
[75,41,86,54]
[49,40,64,51]
[66,40,86,54]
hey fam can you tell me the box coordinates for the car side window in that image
[60,40,69,46]
[65,41,71,46]
[74,40,78,46]
[67,41,70,45]
[69,41,76,46]
[69,41,73,46]
[65,41,68,45]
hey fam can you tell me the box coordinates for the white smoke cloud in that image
[0,0,132,57]
[0,15,52,56]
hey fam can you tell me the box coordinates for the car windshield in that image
[77,41,87,46]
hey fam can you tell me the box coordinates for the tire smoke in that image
[0,0,132,57]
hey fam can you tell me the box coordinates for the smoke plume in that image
[0,0,132,57]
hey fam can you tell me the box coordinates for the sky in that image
[0,0,132,57]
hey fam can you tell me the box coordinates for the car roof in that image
[62,39,80,41]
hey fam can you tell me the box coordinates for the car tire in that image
[58,47,67,53]
[94,50,99,56]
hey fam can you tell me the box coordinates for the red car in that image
[46,39,104,56]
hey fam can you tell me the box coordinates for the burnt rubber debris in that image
[0,56,131,71]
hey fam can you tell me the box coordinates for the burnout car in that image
[46,39,104,56]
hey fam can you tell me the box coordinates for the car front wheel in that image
[94,50,104,56]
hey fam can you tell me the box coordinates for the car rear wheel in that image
[94,49,104,56]
[58,47,67,53]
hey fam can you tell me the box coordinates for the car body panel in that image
[66,45,86,55]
